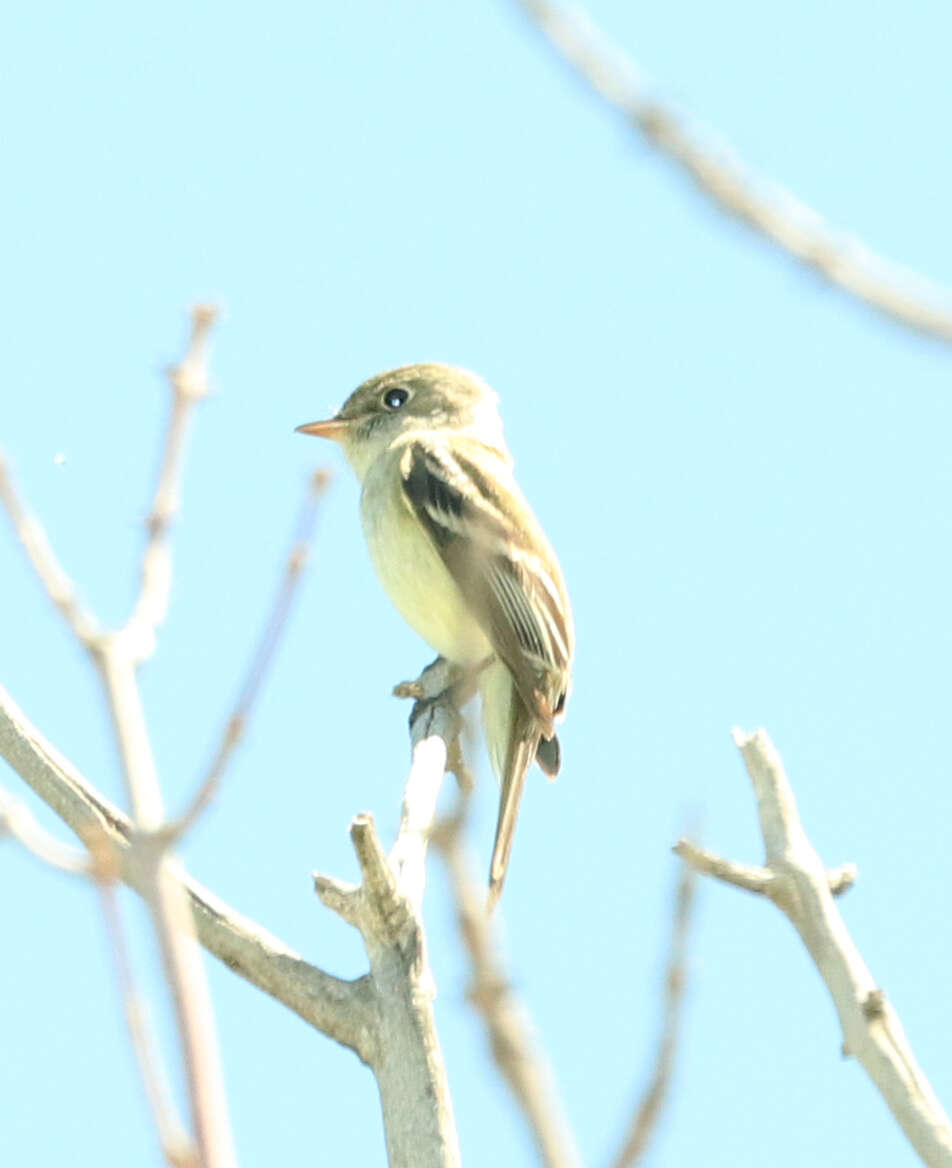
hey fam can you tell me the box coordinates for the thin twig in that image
[0,452,102,648]
[125,305,218,663]
[672,838,773,895]
[0,785,92,874]
[435,801,582,1168]
[95,875,197,1168]
[171,467,332,838]
[609,858,697,1168]
[674,838,856,897]
[509,0,952,344]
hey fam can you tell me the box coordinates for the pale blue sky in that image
[2,2,951,1165]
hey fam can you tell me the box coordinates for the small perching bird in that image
[297,363,573,906]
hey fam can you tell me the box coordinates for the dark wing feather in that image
[534,734,561,776]
[400,438,571,734]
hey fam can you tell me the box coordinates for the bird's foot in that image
[392,655,460,702]
[393,657,478,791]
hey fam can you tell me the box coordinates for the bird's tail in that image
[481,661,540,910]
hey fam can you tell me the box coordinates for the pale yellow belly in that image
[360,468,492,666]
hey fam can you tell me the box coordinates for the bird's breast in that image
[360,461,492,666]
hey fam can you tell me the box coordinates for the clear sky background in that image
[2,1,951,1165]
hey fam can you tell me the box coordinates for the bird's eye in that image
[383,387,410,410]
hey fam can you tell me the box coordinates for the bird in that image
[297,363,573,906]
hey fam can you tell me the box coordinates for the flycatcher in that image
[297,363,574,905]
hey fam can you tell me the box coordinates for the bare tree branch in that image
[608,857,697,1168]
[678,727,952,1168]
[2,313,501,1168]
[126,304,218,662]
[314,664,467,1168]
[435,802,582,1168]
[172,467,332,838]
[0,307,386,1160]
[674,838,857,897]
[672,839,772,895]
[508,0,952,344]
[96,875,197,1168]
[98,310,236,1168]
[0,452,102,648]
[1,661,462,1166]
[0,785,91,874]
[317,811,459,1168]
[0,782,196,1164]
[2,308,238,1168]
[0,681,372,1054]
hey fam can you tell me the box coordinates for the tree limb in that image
[608,857,696,1168]
[435,802,583,1168]
[0,453,102,648]
[678,727,952,1168]
[96,874,198,1168]
[509,0,952,344]
[313,664,466,1168]
[0,682,370,1054]
[126,304,218,662]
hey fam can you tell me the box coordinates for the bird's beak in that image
[295,417,350,441]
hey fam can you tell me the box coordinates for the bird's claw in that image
[392,655,459,703]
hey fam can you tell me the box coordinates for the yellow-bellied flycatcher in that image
[298,363,573,906]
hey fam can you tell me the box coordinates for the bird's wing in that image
[399,437,572,734]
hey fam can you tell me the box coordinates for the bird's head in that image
[296,363,506,478]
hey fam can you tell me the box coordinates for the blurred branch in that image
[0,784,91,874]
[608,857,696,1168]
[0,681,372,1053]
[0,785,195,1165]
[0,308,235,1168]
[314,661,467,1168]
[676,728,952,1167]
[435,800,582,1168]
[172,467,332,839]
[96,876,196,1168]
[126,304,218,662]
[98,308,233,1168]
[0,454,102,648]
[509,0,952,344]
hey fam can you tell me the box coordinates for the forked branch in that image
[313,663,466,1168]
[676,728,952,1168]
[0,682,370,1053]
[0,308,234,1168]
